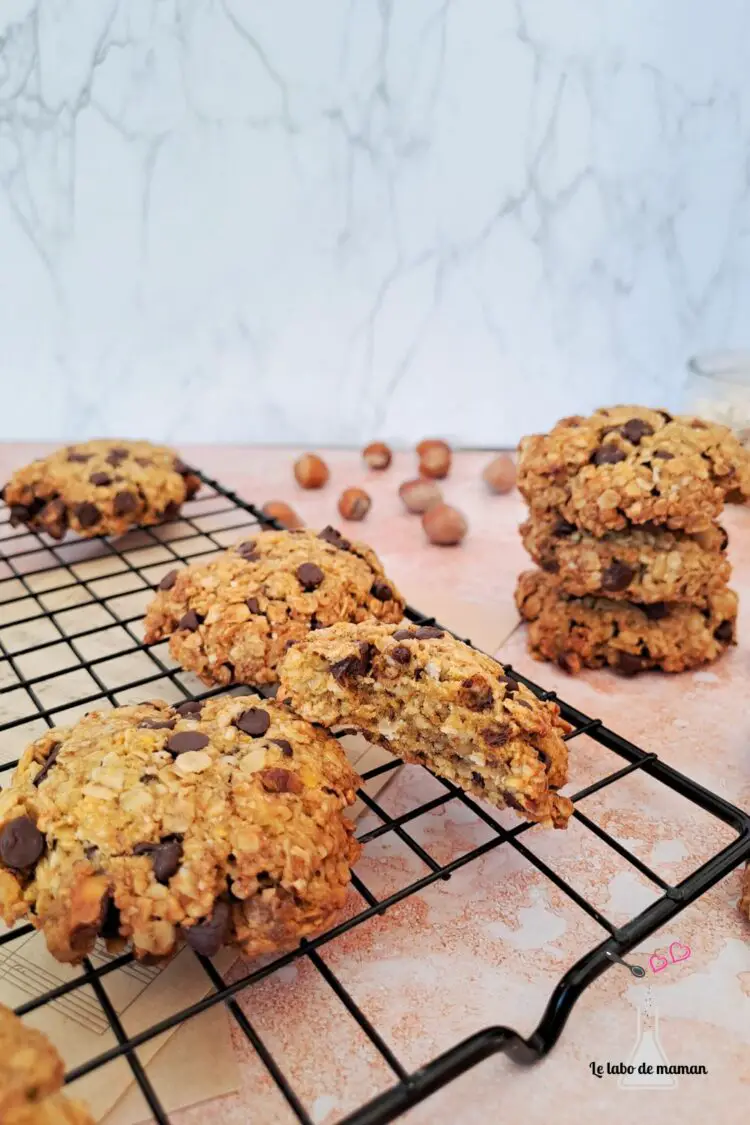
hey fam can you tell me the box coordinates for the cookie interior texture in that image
[0,698,361,964]
[2,439,200,540]
[515,568,738,675]
[278,622,573,829]
[0,1003,94,1124]
[144,526,405,687]
[517,405,750,535]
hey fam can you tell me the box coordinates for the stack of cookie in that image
[514,405,750,674]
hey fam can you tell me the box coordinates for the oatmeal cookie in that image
[0,1003,93,1124]
[143,527,405,687]
[2,440,201,540]
[278,622,573,829]
[520,512,730,605]
[517,406,750,535]
[515,568,737,675]
[0,698,360,964]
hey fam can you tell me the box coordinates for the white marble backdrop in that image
[1,0,749,445]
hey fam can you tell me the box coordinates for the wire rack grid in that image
[0,467,748,1125]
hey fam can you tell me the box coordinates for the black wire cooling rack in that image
[1,466,749,1125]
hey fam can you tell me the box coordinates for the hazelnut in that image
[398,478,443,514]
[293,453,329,490]
[362,441,392,470]
[338,487,371,521]
[262,500,304,529]
[482,453,516,494]
[418,439,451,479]
[422,503,467,546]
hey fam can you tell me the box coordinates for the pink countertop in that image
[3,444,750,1124]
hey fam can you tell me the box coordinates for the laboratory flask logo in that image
[619,986,677,1089]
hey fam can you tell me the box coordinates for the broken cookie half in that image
[278,622,573,829]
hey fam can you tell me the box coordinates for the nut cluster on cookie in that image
[514,405,747,674]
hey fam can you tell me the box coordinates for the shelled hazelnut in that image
[262,500,304,529]
[293,453,329,489]
[362,441,392,470]
[338,487,371,521]
[398,478,442,514]
[482,453,516,494]
[422,503,467,546]
[418,439,451,479]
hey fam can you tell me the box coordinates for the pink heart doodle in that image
[649,951,669,974]
[669,940,691,964]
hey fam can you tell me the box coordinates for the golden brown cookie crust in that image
[3,440,200,540]
[0,1004,65,1118]
[278,622,573,829]
[515,568,737,675]
[143,527,405,687]
[0,698,361,964]
[517,406,750,535]
[520,512,731,605]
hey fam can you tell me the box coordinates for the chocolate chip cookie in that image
[520,512,730,605]
[278,622,573,829]
[143,527,405,687]
[515,568,737,675]
[2,440,201,540]
[0,697,361,964]
[0,1003,93,1124]
[518,406,750,535]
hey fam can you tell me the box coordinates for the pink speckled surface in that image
[2,444,749,1124]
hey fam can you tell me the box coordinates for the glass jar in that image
[685,350,750,445]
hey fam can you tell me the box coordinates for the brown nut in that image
[338,487,371,521]
[293,453,329,490]
[482,453,516,494]
[362,441,392,470]
[398,478,443,514]
[422,503,467,546]
[418,439,451,479]
[262,500,304,529]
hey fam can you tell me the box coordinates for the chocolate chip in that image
[643,602,669,621]
[718,526,729,551]
[76,502,101,528]
[658,410,673,423]
[691,419,709,429]
[166,731,209,755]
[296,562,324,591]
[516,700,532,709]
[540,557,560,574]
[173,458,191,475]
[482,725,511,748]
[176,700,203,716]
[89,472,111,486]
[177,610,203,631]
[330,642,374,684]
[318,525,351,550]
[67,451,92,463]
[100,895,122,940]
[370,580,393,601]
[471,771,486,789]
[43,498,68,536]
[601,561,635,593]
[161,500,180,520]
[557,654,578,673]
[234,708,270,737]
[272,739,294,757]
[9,503,30,525]
[653,450,674,460]
[620,418,654,445]
[114,491,137,515]
[714,620,734,642]
[139,718,176,730]
[616,652,647,676]
[552,518,577,536]
[415,626,444,639]
[135,457,152,468]
[458,674,493,711]
[106,447,129,466]
[391,645,411,664]
[33,743,60,787]
[236,540,259,561]
[591,444,626,466]
[0,816,44,870]
[258,767,303,794]
[182,900,231,957]
[246,597,261,614]
[393,629,415,640]
[159,569,178,591]
[135,837,183,884]
[497,673,519,695]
